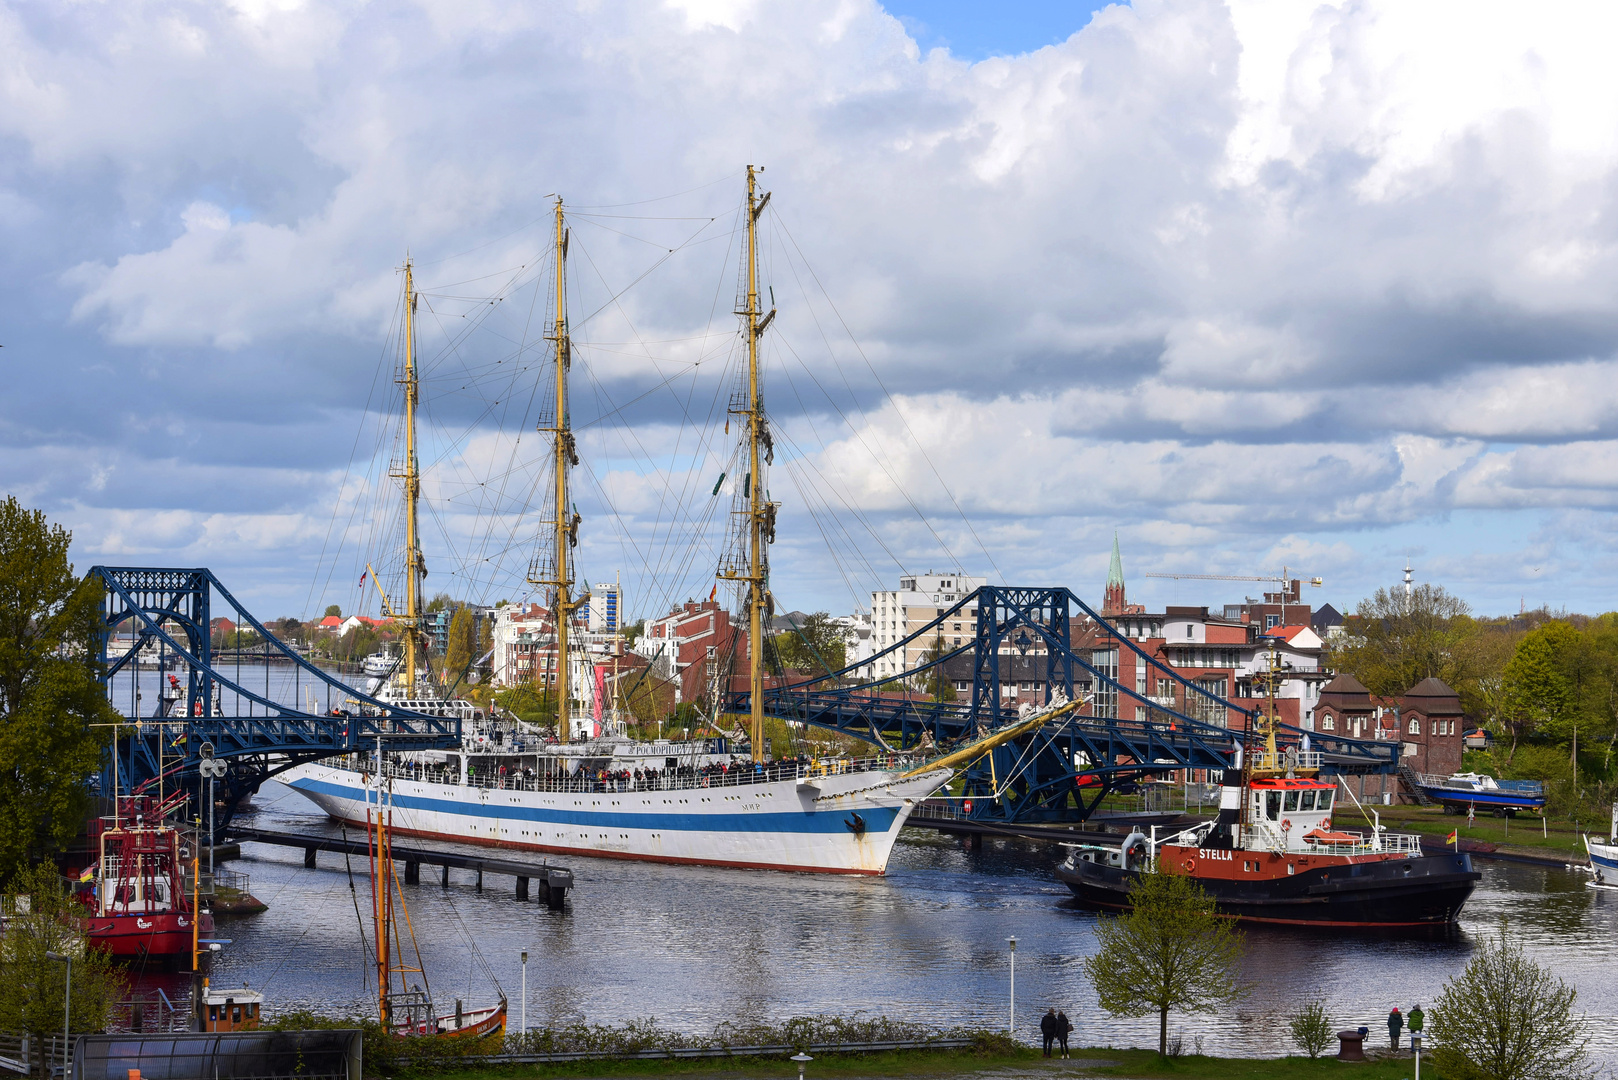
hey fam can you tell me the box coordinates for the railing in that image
[329,752,924,796]
[0,1032,71,1077]
[1249,750,1323,773]
[1417,773,1544,795]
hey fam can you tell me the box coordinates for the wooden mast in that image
[530,200,575,744]
[718,166,774,762]
[398,259,425,692]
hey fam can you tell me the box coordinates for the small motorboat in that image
[1417,772,1545,815]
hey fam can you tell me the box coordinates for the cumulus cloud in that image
[5,0,1618,616]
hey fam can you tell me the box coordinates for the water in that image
[178,782,1618,1064]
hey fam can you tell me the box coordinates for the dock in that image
[225,827,574,910]
[905,800,1197,844]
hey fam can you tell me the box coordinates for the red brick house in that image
[1395,677,1465,778]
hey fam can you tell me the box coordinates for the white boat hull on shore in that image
[282,760,951,875]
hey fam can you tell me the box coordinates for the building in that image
[427,604,494,659]
[490,603,627,737]
[1221,578,1319,631]
[587,578,622,633]
[635,599,751,706]
[869,571,987,681]
[1393,677,1465,778]
[1101,533,1143,616]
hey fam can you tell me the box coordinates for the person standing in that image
[1388,1006,1403,1050]
[1408,1004,1424,1040]
[1040,1008,1056,1057]
[1056,1010,1072,1059]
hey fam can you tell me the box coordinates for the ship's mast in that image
[398,259,425,691]
[530,200,575,744]
[736,166,773,762]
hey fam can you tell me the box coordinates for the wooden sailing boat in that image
[367,739,507,1038]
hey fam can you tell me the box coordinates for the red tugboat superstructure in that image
[82,797,214,962]
[1058,647,1481,928]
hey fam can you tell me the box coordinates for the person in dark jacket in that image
[1055,1010,1072,1058]
[1388,1007,1403,1050]
[1040,1008,1056,1057]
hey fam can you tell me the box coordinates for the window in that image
[1265,615,1280,629]
[1322,715,1335,731]
[1431,719,1440,735]
[953,636,961,646]
[955,681,970,692]
[1409,717,1420,734]
[1283,791,1299,812]
[1135,706,1146,720]
[1186,624,1194,636]
[1266,792,1282,819]
[1300,791,1316,810]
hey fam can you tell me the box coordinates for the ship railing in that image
[333,752,923,796]
[1303,830,1426,855]
[1248,750,1323,773]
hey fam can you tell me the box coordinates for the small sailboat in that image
[364,738,507,1039]
[1586,804,1618,889]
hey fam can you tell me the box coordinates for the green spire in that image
[1106,532,1124,588]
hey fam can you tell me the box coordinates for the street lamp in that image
[520,951,528,1036]
[45,951,70,1069]
[791,1052,813,1080]
[1006,936,1017,1036]
[1411,1031,1423,1080]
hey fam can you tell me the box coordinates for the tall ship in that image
[1057,650,1481,927]
[285,174,952,874]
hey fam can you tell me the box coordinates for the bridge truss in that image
[92,566,462,831]
[730,585,1397,825]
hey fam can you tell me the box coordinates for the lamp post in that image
[791,1051,813,1080]
[45,950,70,1071]
[520,951,528,1036]
[1007,936,1017,1036]
[1411,1031,1422,1080]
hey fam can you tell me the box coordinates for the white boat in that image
[1586,805,1618,887]
[361,646,400,678]
[282,748,949,875]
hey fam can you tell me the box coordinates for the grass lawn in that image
[404,1045,1429,1080]
[1350,803,1589,860]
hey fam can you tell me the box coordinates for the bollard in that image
[516,876,529,901]
[404,861,419,885]
[1336,1030,1366,1061]
[303,847,317,869]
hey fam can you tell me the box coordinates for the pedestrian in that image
[1388,1006,1403,1050]
[1408,1004,1424,1039]
[1056,1010,1071,1058]
[1040,1008,1056,1058]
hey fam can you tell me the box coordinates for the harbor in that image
[177,780,1618,1066]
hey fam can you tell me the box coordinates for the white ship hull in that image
[282,760,951,875]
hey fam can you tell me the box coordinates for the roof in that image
[1269,625,1316,644]
[1106,532,1124,589]
[318,616,343,628]
[1320,672,1369,695]
[1405,676,1458,698]
[1312,603,1344,629]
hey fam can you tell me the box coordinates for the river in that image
[170,780,1618,1065]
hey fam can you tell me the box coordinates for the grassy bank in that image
[1350,803,1590,860]
[404,1045,1425,1080]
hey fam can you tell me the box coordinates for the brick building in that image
[1393,677,1465,777]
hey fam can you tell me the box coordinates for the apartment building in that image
[868,571,987,681]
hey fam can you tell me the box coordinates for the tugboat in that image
[81,796,215,963]
[1057,649,1481,928]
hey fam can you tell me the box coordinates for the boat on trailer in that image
[1417,771,1545,816]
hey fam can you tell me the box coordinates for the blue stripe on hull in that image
[1424,790,1545,810]
[286,775,904,837]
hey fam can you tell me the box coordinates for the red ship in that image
[80,798,214,964]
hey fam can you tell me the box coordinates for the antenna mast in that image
[530,200,576,744]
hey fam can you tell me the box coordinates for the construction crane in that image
[1142,567,1323,588]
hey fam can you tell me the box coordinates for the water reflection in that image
[176,783,1616,1066]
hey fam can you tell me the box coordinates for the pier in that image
[225,826,574,909]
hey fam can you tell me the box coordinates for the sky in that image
[6,0,1618,627]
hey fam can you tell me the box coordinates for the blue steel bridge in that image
[93,569,1396,831]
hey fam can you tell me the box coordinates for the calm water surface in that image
[185,781,1618,1064]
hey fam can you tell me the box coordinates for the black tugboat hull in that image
[1057,853,1480,927]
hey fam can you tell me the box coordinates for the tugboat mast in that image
[530,200,576,744]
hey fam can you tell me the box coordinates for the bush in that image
[1429,926,1593,1080]
[1287,998,1333,1059]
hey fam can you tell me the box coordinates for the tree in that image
[0,498,118,885]
[1288,998,1334,1059]
[1329,583,1485,698]
[0,863,126,1044]
[1082,868,1245,1056]
[915,633,957,702]
[324,604,342,618]
[1429,926,1592,1080]
[770,612,849,676]
[444,607,477,681]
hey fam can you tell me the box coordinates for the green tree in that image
[1083,868,1245,1056]
[770,612,849,676]
[324,604,342,618]
[1430,926,1592,1080]
[1502,622,1579,754]
[0,863,126,1044]
[1287,998,1334,1059]
[0,498,119,885]
[1329,583,1485,698]
[444,607,477,680]
[914,634,957,702]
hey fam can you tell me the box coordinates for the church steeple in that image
[1103,532,1127,615]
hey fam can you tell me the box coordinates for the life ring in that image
[1321,817,1331,830]
[1281,818,1293,831]
[1181,858,1195,872]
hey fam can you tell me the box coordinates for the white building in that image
[832,610,876,681]
[587,577,622,633]
[868,571,986,681]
